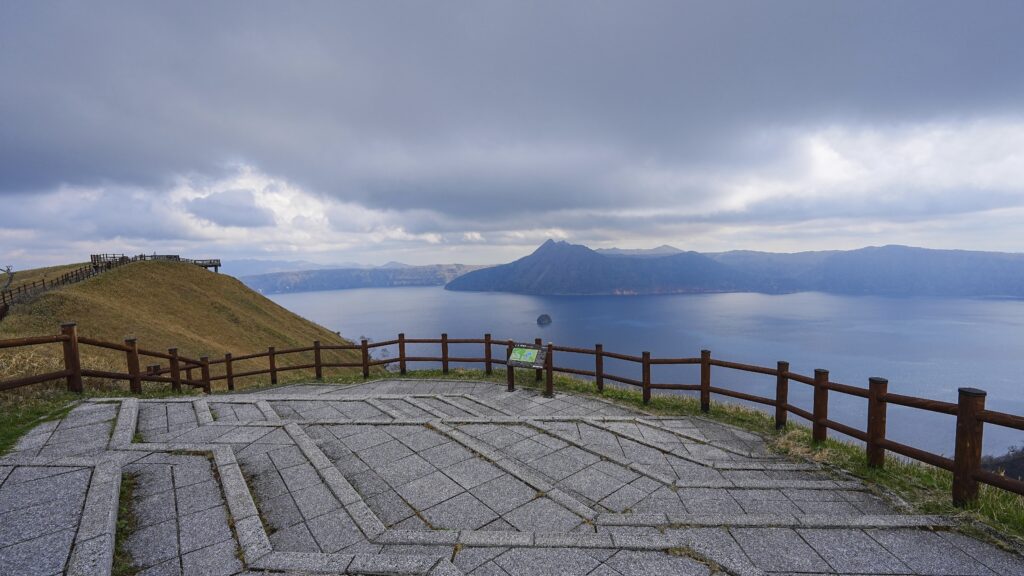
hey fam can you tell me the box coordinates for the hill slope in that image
[0,260,362,380]
[3,262,89,289]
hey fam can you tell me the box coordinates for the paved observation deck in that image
[1,379,1021,575]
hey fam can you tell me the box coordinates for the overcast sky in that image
[3,1,1024,268]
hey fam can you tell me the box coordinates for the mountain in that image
[221,259,416,277]
[446,240,759,295]
[221,259,361,277]
[811,245,1024,297]
[447,241,1024,298]
[242,264,486,294]
[595,245,684,257]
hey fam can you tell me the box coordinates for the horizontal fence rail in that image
[1,325,1021,507]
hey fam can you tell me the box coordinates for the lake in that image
[270,287,1024,456]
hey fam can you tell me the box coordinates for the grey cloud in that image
[5,2,1023,192]
[186,190,275,227]
[3,1,1024,261]
[0,187,201,242]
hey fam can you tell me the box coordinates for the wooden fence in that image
[1,326,1021,506]
[0,254,222,321]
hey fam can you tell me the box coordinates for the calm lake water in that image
[270,287,1024,456]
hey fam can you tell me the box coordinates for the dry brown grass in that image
[1,259,372,453]
[0,260,367,390]
[3,261,89,289]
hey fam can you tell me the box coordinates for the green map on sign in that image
[510,347,538,363]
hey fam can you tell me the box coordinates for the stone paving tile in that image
[868,528,999,575]
[559,465,627,503]
[0,467,90,515]
[180,539,242,576]
[396,470,464,510]
[799,528,911,574]
[6,379,1024,576]
[442,456,504,490]
[731,527,832,573]
[503,497,583,532]
[423,492,499,529]
[939,531,1024,575]
[120,455,243,574]
[0,528,76,576]
[471,474,536,515]
[493,547,603,576]
[603,550,710,575]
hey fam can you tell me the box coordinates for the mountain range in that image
[445,240,1024,298]
[222,259,411,277]
[242,264,485,294]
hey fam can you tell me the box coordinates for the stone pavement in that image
[1,379,1022,575]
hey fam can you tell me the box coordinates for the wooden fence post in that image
[200,356,211,394]
[398,333,407,375]
[484,334,492,375]
[700,349,711,413]
[125,338,142,394]
[595,344,604,393]
[953,387,986,506]
[225,353,234,391]
[506,340,515,392]
[61,322,82,393]
[169,348,181,392]
[775,361,789,429]
[534,337,543,382]
[441,333,449,374]
[268,346,277,385]
[867,377,888,467]
[313,341,322,380]
[186,366,194,384]
[544,343,554,397]
[642,351,651,404]
[813,369,829,443]
[360,339,369,378]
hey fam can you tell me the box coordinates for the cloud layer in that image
[2,1,1024,266]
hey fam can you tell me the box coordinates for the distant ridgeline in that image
[445,240,1024,298]
[241,264,486,294]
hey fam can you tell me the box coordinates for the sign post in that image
[506,342,547,371]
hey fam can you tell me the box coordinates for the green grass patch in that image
[113,473,138,576]
[0,389,79,455]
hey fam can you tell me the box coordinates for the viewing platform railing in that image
[1,325,1021,506]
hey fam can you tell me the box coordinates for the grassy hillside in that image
[3,262,88,289]
[0,260,369,451]
[1,260,360,361]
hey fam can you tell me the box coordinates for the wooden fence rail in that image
[1,325,1022,506]
[0,254,221,321]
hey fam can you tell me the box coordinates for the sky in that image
[3,1,1024,268]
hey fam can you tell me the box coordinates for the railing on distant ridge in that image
[0,254,221,320]
[0,325,1021,507]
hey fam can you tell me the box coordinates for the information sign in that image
[507,343,546,369]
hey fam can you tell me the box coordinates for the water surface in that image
[270,287,1024,456]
